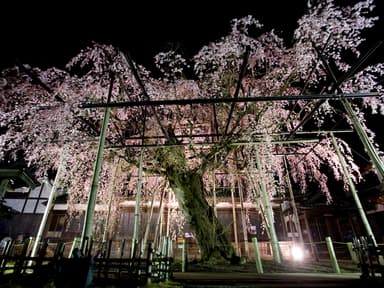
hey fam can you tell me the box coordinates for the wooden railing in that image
[0,237,173,287]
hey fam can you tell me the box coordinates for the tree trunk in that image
[166,167,236,262]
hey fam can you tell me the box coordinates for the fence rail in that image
[0,237,173,287]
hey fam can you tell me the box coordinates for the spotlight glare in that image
[291,245,304,261]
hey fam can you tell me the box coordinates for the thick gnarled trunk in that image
[166,167,235,261]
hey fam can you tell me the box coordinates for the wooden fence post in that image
[146,242,153,285]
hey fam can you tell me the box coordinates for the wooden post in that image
[120,239,126,258]
[146,242,153,285]
[182,239,187,272]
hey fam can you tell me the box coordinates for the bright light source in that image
[291,245,304,261]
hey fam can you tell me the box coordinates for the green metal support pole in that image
[325,236,341,274]
[330,132,377,246]
[132,148,144,257]
[231,178,240,256]
[252,237,264,273]
[342,99,384,182]
[80,105,111,252]
[69,237,81,258]
[346,242,359,263]
[255,150,281,264]
[30,147,67,258]
[80,74,114,253]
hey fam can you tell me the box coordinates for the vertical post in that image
[31,147,66,257]
[15,237,33,274]
[303,210,318,261]
[69,237,81,258]
[154,190,165,249]
[166,238,172,280]
[231,177,240,256]
[212,171,217,217]
[346,242,359,263]
[30,148,67,258]
[31,181,58,257]
[212,168,217,253]
[330,133,377,246]
[160,236,168,281]
[161,236,167,256]
[325,236,341,274]
[120,239,126,258]
[106,239,112,259]
[146,242,153,285]
[283,156,304,245]
[182,239,187,272]
[166,191,172,237]
[252,237,263,273]
[81,75,114,252]
[132,148,144,257]
[54,242,65,259]
[238,180,249,257]
[255,150,281,263]
[142,181,157,256]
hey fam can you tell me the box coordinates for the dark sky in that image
[0,1,307,70]
[0,1,383,71]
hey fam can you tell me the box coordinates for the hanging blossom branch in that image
[0,0,383,248]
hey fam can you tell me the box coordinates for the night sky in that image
[0,1,311,70]
[1,1,383,71]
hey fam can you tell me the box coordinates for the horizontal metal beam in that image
[108,138,320,149]
[79,92,379,109]
[121,130,353,141]
[43,130,353,144]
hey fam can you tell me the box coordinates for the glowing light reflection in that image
[291,246,304,261]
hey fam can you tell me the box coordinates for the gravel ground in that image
[183,259,360,274]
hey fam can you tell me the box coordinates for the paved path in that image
[172,272,383,287]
